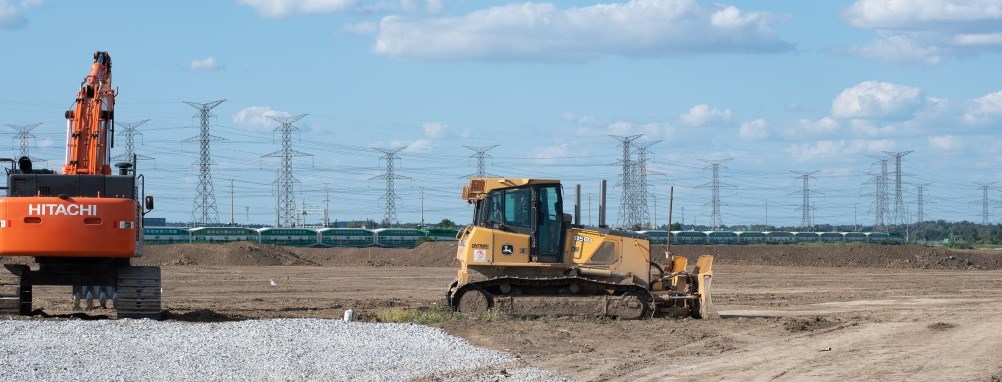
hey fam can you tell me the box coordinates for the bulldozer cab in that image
[473,182,565,263]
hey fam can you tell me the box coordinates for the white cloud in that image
[831,81,924,120]
[239,0,357,18]
[0,0,40,29]
[422,122,447,138]
[679,104,732,127]
[605,121,667,138]
[738,118,768,140]
[241,0,443,18]
[189,57,223,71]
[843,0,1002,64]
[844,0,1002,29]
[848,33,945,65]
[929,135,962,151]
[531,143,572,164]
[789,117,840,137]
[963,91,1002,125]
[373,0,793,61]
[786,139,895,161]
[401,0,443,14]
[460,128,473,138]
[233,106,292,132]
[402,138,434,153]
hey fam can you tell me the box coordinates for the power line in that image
[634,140,660,228]
[183,99,226,225]
[915,183,931,223]
[793,171,820,230]
[975,182,997,225]
[262,114,311,227]
[462,145,498,178]
[372,147,409,226]
[610,134,643,228]
[697,158,733,230]
[6,122,42,159]
[113,119,153,163]
[885,150,912,225]
[864,156,890,231]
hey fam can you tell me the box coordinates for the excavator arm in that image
[63,51,115,175]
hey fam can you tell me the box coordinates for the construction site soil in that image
[8,242,1002,381]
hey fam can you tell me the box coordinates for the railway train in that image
[143,226,460,248]
[144,226,903,248]
[638,230,904,245]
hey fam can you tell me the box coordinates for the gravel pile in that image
[0,319,565,381]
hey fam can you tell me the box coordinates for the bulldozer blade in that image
[693,255,717,319]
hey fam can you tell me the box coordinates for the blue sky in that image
[2,0,1001,228]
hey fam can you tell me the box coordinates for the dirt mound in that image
[290,242,459,267]
[136,242,314,266]
[138,241,458,267]
[654,244,1002,270]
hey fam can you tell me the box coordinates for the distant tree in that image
[437,218,456,228]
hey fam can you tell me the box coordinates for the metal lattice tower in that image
[793,171,820,230]
[184,99,226,225]
[915,183,931,222]
[323,183,331,227]
[976,182,997,225]
[634,140,661,227]
[113,119,152,162]
[371,147,409,226]
[610,134,643,228]
[462,145,499,178]
[697,158,733,230]
[864,156,890,230]
[885,151,912,225]
[7,122,42,159]
[262,114,311,227]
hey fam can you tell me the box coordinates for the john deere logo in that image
[501,243,514,256]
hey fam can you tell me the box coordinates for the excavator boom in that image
[63,51,115,175]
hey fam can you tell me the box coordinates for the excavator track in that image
[448,276,655,320]
[115,266,161,319]
[0,265,31,316]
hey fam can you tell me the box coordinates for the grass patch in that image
[376,308,460,324]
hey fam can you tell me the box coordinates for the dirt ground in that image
[10,242,1002,381]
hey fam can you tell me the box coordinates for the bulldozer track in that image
[115,266,162,319]
[0,265,31,316]
[449,276,655,319]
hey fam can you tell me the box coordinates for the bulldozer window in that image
[503,188,531,230]
[483,191,504,227]
[537,185,563,256]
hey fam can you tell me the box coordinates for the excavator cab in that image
[468,180,566,264]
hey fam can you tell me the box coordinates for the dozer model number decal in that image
[27,203,98,216]
[573,235,593,243]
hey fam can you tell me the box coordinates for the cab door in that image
[530,185,564,263]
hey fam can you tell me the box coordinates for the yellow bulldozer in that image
[446,178,714,319]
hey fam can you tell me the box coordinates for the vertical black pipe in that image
[599,180,607,228]
[574,184,581,225]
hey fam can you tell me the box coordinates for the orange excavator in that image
[0,51,160,318]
